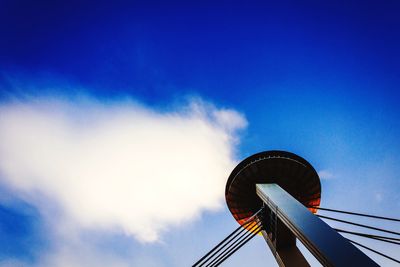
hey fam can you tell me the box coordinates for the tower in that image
[224,150,378,266]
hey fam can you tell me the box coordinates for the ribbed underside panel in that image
[225,151,321,228]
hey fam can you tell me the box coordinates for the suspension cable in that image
[206,221,262,267]
[193,208,264,267]
[211,227,263,267]
[334,228,400,245]
[317,214,400,237]
[193,217,255,267]
[310,206,400,222]
[346,238,400,264]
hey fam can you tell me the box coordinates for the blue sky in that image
[0,1,399,266]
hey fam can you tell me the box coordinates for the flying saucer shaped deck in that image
[226,150,321,227]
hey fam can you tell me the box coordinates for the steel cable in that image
[210,227,263,267]
[206,221,262,267]
[193,208,264,267]
[310,206,400,222]
[346,238,400,264]
[334,228,400,245]
[192,217,255,267]
[317,214,400,237]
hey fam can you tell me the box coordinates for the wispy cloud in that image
[374,192,383,203]
[0,96,246,245]
[318,170,334,180]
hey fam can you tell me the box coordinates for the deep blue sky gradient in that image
[1,1,400,266]
[1,1,400,101]
[0,188,47,263]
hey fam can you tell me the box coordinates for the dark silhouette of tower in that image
[194,150,381,267]
[224,150,378,267]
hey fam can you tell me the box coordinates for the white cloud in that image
[37,231,132,267]
[0,97,246,243]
